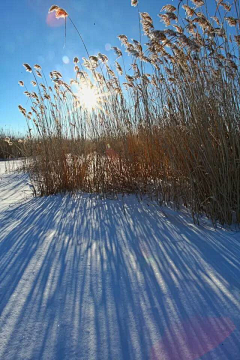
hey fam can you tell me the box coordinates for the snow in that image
[0,161,240,360]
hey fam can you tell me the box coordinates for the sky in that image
[0,0,159,134]
[0,0,225,134]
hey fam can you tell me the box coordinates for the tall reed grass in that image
[19,0,240,225]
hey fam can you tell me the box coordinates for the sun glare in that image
[74,84,109,112]
[78,85,98,110]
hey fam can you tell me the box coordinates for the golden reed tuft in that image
[131,0,138,7]
[48,5,68,18]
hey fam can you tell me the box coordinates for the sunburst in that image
[74,83,110,112]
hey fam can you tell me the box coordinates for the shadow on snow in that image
[0,193,240,360]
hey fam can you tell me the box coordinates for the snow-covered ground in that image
[0,161,240,360]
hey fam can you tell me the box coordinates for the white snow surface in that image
[0,161,240,360]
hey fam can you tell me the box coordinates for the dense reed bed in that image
[0,130,28,160]
[19,0,240,225]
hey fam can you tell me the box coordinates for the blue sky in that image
[0,0,228,134]
[0,0,160,133]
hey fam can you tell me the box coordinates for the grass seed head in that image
[23,63,32,72]
[182,5,196,17]
[112,47,123,58]
[225,17,238,27]
[161,5,176,13]
[190,0,205,7]
[34,64,42,70]
[131,0,138,7]
[55,8,68,19]
[49,5,60,13]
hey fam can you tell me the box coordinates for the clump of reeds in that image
[19,0,240,225]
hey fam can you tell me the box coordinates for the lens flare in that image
[46,12,65,27]
[151,316,236,360]
[62,56,70,64]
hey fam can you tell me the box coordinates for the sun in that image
[73,81,111,113]
[78,84,98,110]
[74,83,107,112]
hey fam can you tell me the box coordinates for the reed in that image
[19,0,240,225]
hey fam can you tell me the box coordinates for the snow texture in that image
[0,161,240,360]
